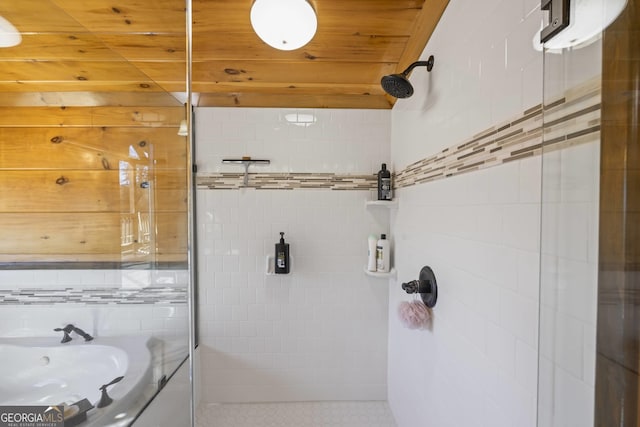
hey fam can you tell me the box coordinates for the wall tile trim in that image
[196,173,376,190]
[196,79,600,193]
[395,78,601,188]
[0,287,187,305]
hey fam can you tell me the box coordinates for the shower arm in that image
[400,56,435,76]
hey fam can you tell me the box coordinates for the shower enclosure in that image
[0,1,193,426]
[538,0,638,425]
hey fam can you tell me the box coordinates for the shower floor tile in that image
[196,401,397,427]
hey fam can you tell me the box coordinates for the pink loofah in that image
[398,300,431,329]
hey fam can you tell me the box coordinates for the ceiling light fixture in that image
[534,0,627,52]
[250,0,317,51]
[0,15,21,48]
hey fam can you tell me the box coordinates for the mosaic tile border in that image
[395,78,601,188]
[0,286,187,305]
[196,78,601,191]
[197,173,376,190]
[0,261,188,270]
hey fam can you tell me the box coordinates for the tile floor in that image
[196,401,397,427]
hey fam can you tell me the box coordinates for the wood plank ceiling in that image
[0,0,448,109]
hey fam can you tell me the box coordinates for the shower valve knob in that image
[401,266,438,308]
[401,280,430,294]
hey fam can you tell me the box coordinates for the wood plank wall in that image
[595,0,640,425]
[0,106,188,264]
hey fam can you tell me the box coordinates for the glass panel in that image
[594,1,640,424]
[536,1,628,426]
[0,1,190,426]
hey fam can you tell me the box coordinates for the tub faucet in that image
[53,324,94,343]
[97,376,124,408]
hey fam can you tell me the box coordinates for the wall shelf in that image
[365,200,398,208]
[363,266,396,278]
[266,254,293,276]
[364,199,396,279]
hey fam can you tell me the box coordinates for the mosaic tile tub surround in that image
[196,78,600,191]
[0,269,188,305]
[0,286,187,305]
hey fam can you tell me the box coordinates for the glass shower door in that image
[537,38,601,425]
[0,1,192,425]
[537,1,632,426]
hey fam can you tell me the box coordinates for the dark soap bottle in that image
[275,232,290,274]
[377,163,392,200]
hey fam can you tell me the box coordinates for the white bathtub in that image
[0,336,152,426]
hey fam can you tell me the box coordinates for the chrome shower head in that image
[381,55,434,99]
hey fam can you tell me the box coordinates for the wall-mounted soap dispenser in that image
[275,232,290,274]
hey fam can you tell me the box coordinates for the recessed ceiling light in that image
[285,113,317,127]
[0,15,21,48]
[250,0,317,51]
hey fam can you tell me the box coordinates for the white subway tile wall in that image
[536,9,602,427]
[195,106,393,403]
[388,0,545,426]
[391,5,544,173]
[388,162,541,427]
[387,0,602,425]
[196,188,390,402]
[537,140,600,427]
[195,108,390,175]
